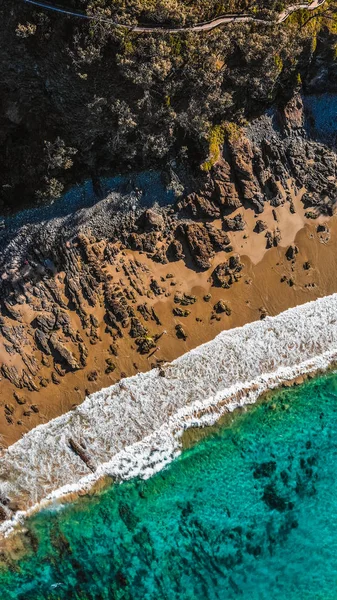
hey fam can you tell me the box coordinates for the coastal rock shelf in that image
[0,92,336,448]
[2,293,337,534]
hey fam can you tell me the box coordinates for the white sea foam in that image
[2,293,337,537]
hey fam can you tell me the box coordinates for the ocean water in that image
[2,372,337,599]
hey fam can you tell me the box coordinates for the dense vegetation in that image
[71,0,283,25]
[0,0,336,212]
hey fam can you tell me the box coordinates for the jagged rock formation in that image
[190,93,337,222]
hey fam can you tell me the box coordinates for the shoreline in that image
[0,199,335,448]
[2,293,337,541]
[0,92,336,448]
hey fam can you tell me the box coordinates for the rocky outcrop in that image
[265,228,281,249]
[226,134,265,213]
[186,95,337,220]
[177,223,230,270]
[49,333,80,371]
[212,158,242,209]
[129,317,148,338]
[223,214,246,231]
[167,239,184,261]
[254,219,267,233]
[213,300,231,315]
[137,209,165,232]
[212,255,244,288]
[174,293,197,306]
[177,223,214,270]
[177,192,221,219]
[281,93,304,133]
[175,324,187,340]
[286,244,299,261]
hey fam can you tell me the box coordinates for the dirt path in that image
[23,0,327,33]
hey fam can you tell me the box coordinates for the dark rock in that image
[254,220,267,233]
[35,313,56,333]
[177,223,216,270]
[35,329,52,355]
[167,239,184,261]
[259,307,268,319]
[174,293,197,306]
[223,214,246,231]
[1,364,23,389]
[214,300,231,315]
[265,231,273,249]
[205,224,231,251]
[90,314,99,328]
[13,392,26,405]
[212,255,243,287]
[135,336,156,354]
[253,461,277,478]
[87,370,98,382]
[129,317,148,338]
[226,134,264,213]
[51,372,61,385]
[286,245,299,261]
[281,92,304,132]
[273,228,282,247]
[305,211,318,220]
[49,332,80,371]
[262,483,289,512]
[173,307,190,317]
[104,282,130,327]
[152,246,168,264]
[212,158,242,209]
[68,438,96,472]
[150,279,164,296]
[177,192,221,219]
[175,324,187,340]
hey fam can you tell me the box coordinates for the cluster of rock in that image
[0,200,241,412]
[211,255,244,289]
[0,232,168,399]
[176,93,336,224]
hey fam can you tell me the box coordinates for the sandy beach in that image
[0,191,335,447]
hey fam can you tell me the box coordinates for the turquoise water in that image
[2,372,337,599]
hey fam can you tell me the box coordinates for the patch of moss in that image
[201,124,225,171]
[274,54,283,73]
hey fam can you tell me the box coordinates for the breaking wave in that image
[2,293,337,536]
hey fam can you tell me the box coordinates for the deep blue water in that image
[2,372,337,599]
